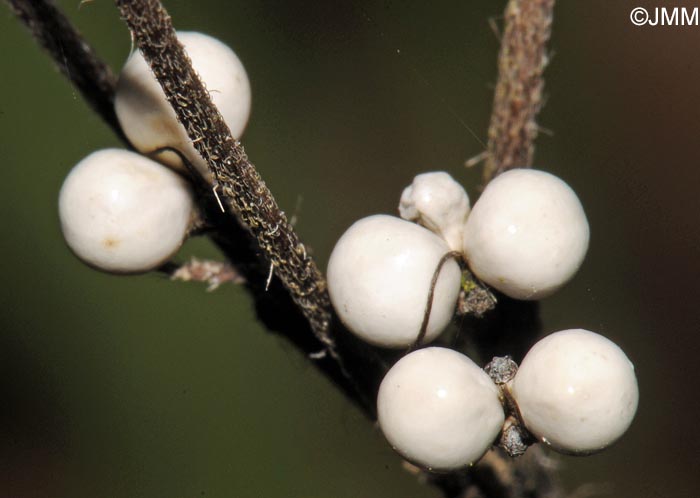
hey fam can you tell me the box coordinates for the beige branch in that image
[483,0,555,182]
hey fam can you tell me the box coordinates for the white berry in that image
[462,169,589,300]
[377,347,505,471]
[399,171,470,252]
[327,215,461,348]
[510,329,639,454]
[115,31,251,177]
[59,149,195,273]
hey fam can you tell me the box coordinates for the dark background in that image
[1,1,698,497]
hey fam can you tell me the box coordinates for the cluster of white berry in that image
[58,32,251,273]
[327,170,638,470]
[55,28,638,473]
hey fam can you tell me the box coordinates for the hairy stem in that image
[483,0,555,182]
[113,0,333,347]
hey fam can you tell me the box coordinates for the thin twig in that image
[483,0,555,182]
[412,251,463,349]
[5,0,126,142]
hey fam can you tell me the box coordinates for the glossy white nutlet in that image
[399,171,470,252]
[377,347,505,471]
[327,215,461,348]
[510,329,639,454]
[115,31,251,177]
[462,169,589,300]
[58,149,195,273]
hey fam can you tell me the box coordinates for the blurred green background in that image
[1,0,698,497]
